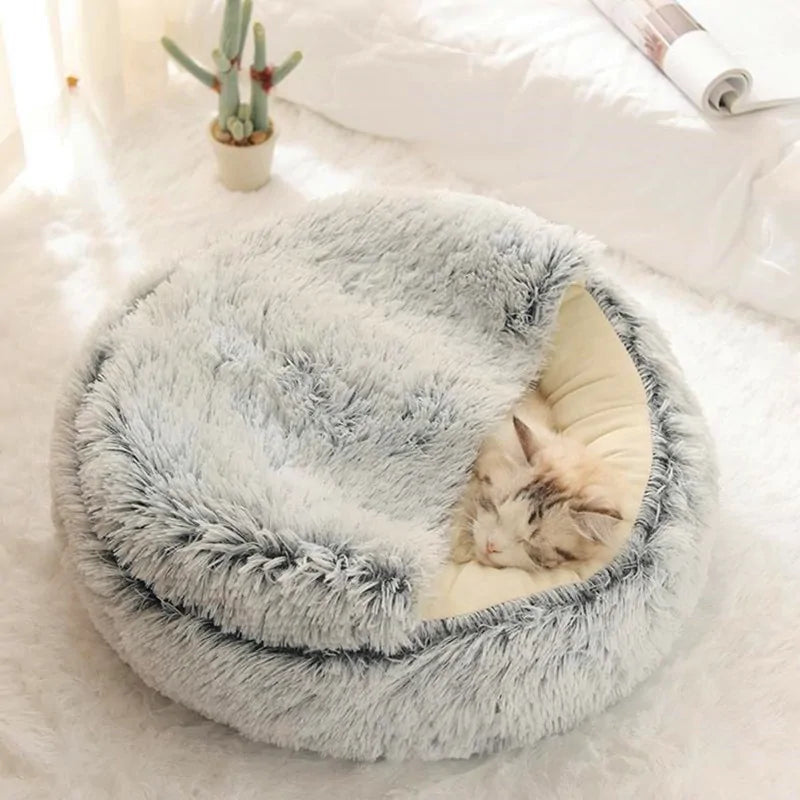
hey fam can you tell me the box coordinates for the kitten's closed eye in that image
[478,496,497,513]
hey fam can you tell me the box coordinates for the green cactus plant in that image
[161,0,302,144]
[223,102,255,143]
[249,22,303,135]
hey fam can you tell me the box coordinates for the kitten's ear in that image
[570,504,622,543]
[513,416,545,463]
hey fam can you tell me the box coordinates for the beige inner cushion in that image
[420,285,652,619]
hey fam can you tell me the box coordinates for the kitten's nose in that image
[486,541,499,555]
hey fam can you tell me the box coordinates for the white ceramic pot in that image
[209,120,277,192]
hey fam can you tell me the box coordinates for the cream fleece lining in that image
[422,285,652,618]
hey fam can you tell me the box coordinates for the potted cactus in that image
[161,0,302,191]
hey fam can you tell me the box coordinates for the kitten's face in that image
[470,416,622,571]
[472,483,615,570]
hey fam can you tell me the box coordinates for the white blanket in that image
[183,0,800,321]
[1,89,799,795]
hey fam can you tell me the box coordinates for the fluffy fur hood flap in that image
[54,192,593,654]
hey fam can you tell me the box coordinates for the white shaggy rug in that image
[1,88,799,798]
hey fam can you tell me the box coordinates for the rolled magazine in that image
[592,0,800,116]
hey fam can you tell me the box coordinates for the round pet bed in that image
[51,191,717,760]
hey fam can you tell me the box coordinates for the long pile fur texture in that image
[50,191,716,760]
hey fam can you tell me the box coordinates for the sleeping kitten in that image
[451,393,624,572]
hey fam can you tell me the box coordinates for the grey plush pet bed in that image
[51,191,717,760]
